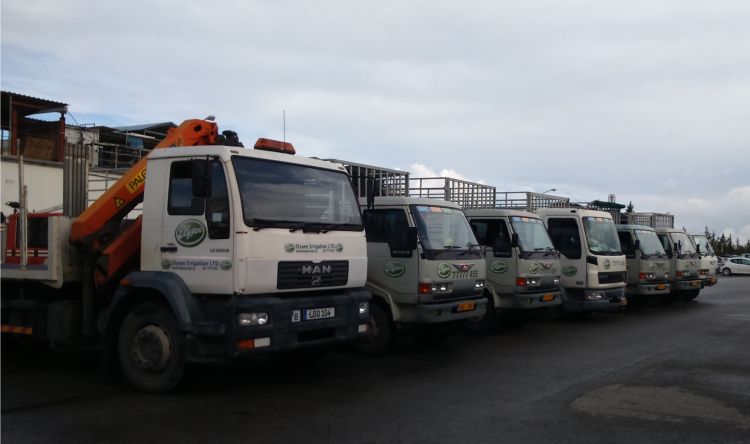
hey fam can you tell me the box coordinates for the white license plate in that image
[292,307,336,323]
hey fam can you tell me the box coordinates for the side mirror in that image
[634,239,640,250]
[696,244,701,256]
[676,240,682,252]
[511,233,519,249]
[191,158,211,198]
[405,227,418,250]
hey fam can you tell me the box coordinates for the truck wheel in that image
[354,302,392,356]
[117,301,186,393]
[722,267,731,276]
[626,295,645,311]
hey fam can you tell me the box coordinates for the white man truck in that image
[691,233,718,288]
[1,119,370,392]
[328,160,487,354]
[615,224,671,308]
[409,181,563,329]
[655,228,702,300]
[537,207,627,313]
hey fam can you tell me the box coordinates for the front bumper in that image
[630,282,671,296]
[673,279,702,292]
[223,289,371,357]
[509,289,562,309]
[415,296,487,323]
[563,287,626,312]
[701,276,717,287]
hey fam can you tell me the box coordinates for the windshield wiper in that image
[250,219,301,231]
[459,243,481,256]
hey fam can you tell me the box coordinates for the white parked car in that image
[720,257,750,276]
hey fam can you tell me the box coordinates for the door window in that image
[617,231,635,257]
[470,219,511,257]
[168,160,230,239]
[546,218,581,259]
[363,209,409,247]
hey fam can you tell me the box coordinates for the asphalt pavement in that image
[2,277,749,444]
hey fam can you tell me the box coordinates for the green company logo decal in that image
[161,259,171,270]
[335,243,344,253]
[562,266,578,276]
[490,261,508,274]
[220,260,233,271]
[437,262,451,279]
[284,243,296,253]
[175,219,206,247]
[603,259,611,270]
[528,262,540,274]
[384,261,406,277]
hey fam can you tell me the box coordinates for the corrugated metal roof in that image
[1,91,68,109]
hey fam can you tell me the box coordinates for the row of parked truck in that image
[1,118,718,392]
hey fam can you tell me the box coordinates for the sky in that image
[2,0,749,242]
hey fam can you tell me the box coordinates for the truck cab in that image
[537,208,627,312]
[654,228,702,299]
[691,233,718,287]
[615,224,671,307]
[357,196,487,352]
[464,208,561,325]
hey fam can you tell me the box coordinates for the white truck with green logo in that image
[2,127,371,393]
[536,208,627,313]
[407,181,563,329]
[328,160,487,354]
[655,228,702,300]
[691,233,718,288]
[615,224,671,308]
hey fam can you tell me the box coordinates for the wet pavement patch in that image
[571,384,750,429]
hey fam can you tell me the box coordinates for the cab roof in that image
[359,196,462,209]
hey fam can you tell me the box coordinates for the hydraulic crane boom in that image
[70,118,241,287]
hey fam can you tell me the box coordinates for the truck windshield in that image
[692,235,715,255]
[582,217,621,255]
[634,229,665,257]
[411,205,481,259]
[510,216,555,253]
[232,157,363,230]
[670,232,697,255]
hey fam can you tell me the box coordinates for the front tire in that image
[465,293,497,334]
[722,267,731,276]
[354,302,393,356]
[117,301,186,393]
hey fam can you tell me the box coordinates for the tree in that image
[626,201,634,213]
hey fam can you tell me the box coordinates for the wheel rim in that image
[130,324,172,372]
[364,312,381,342]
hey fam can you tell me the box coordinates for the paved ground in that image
[3,277,749,444]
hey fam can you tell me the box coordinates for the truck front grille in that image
[598,271,626,284]
[277,261,349,290]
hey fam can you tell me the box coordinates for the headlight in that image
[418,282,451,294]
[584,291,604,300]
[358,302,369,316]
[238,312,269,326]
[474,280,485,290]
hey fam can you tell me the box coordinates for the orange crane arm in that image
[70,119,220,251]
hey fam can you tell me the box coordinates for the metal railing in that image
[625,212,674,229]
[326,159,409,198]
[495,191,570,212]
[409,177,496,209]
[93,142,148,170]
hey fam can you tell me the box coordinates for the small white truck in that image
[328,160,487,354]
[2,120,371,392]
[615,224,671,307]
[408,182,563,329]
[655,228,702,300]
[536,208,627,313]
[691,233,718,288]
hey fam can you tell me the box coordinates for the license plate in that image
[542,293,555,302]
[657,283,666,290]
[457,302,476,312]
[291,307,336,323]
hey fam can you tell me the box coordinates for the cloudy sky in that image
[2,0,749,242]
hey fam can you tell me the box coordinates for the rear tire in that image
[722,267,731,276]
[465,293,497,334]
[354,302,393,356]
[117,301,186,394]
[626,295,645,311]
[682,289,700,301]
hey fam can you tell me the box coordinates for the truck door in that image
[546,218,584,288]
[470,218,514,295]
[160,159,233,294]
[363,208,418,305]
